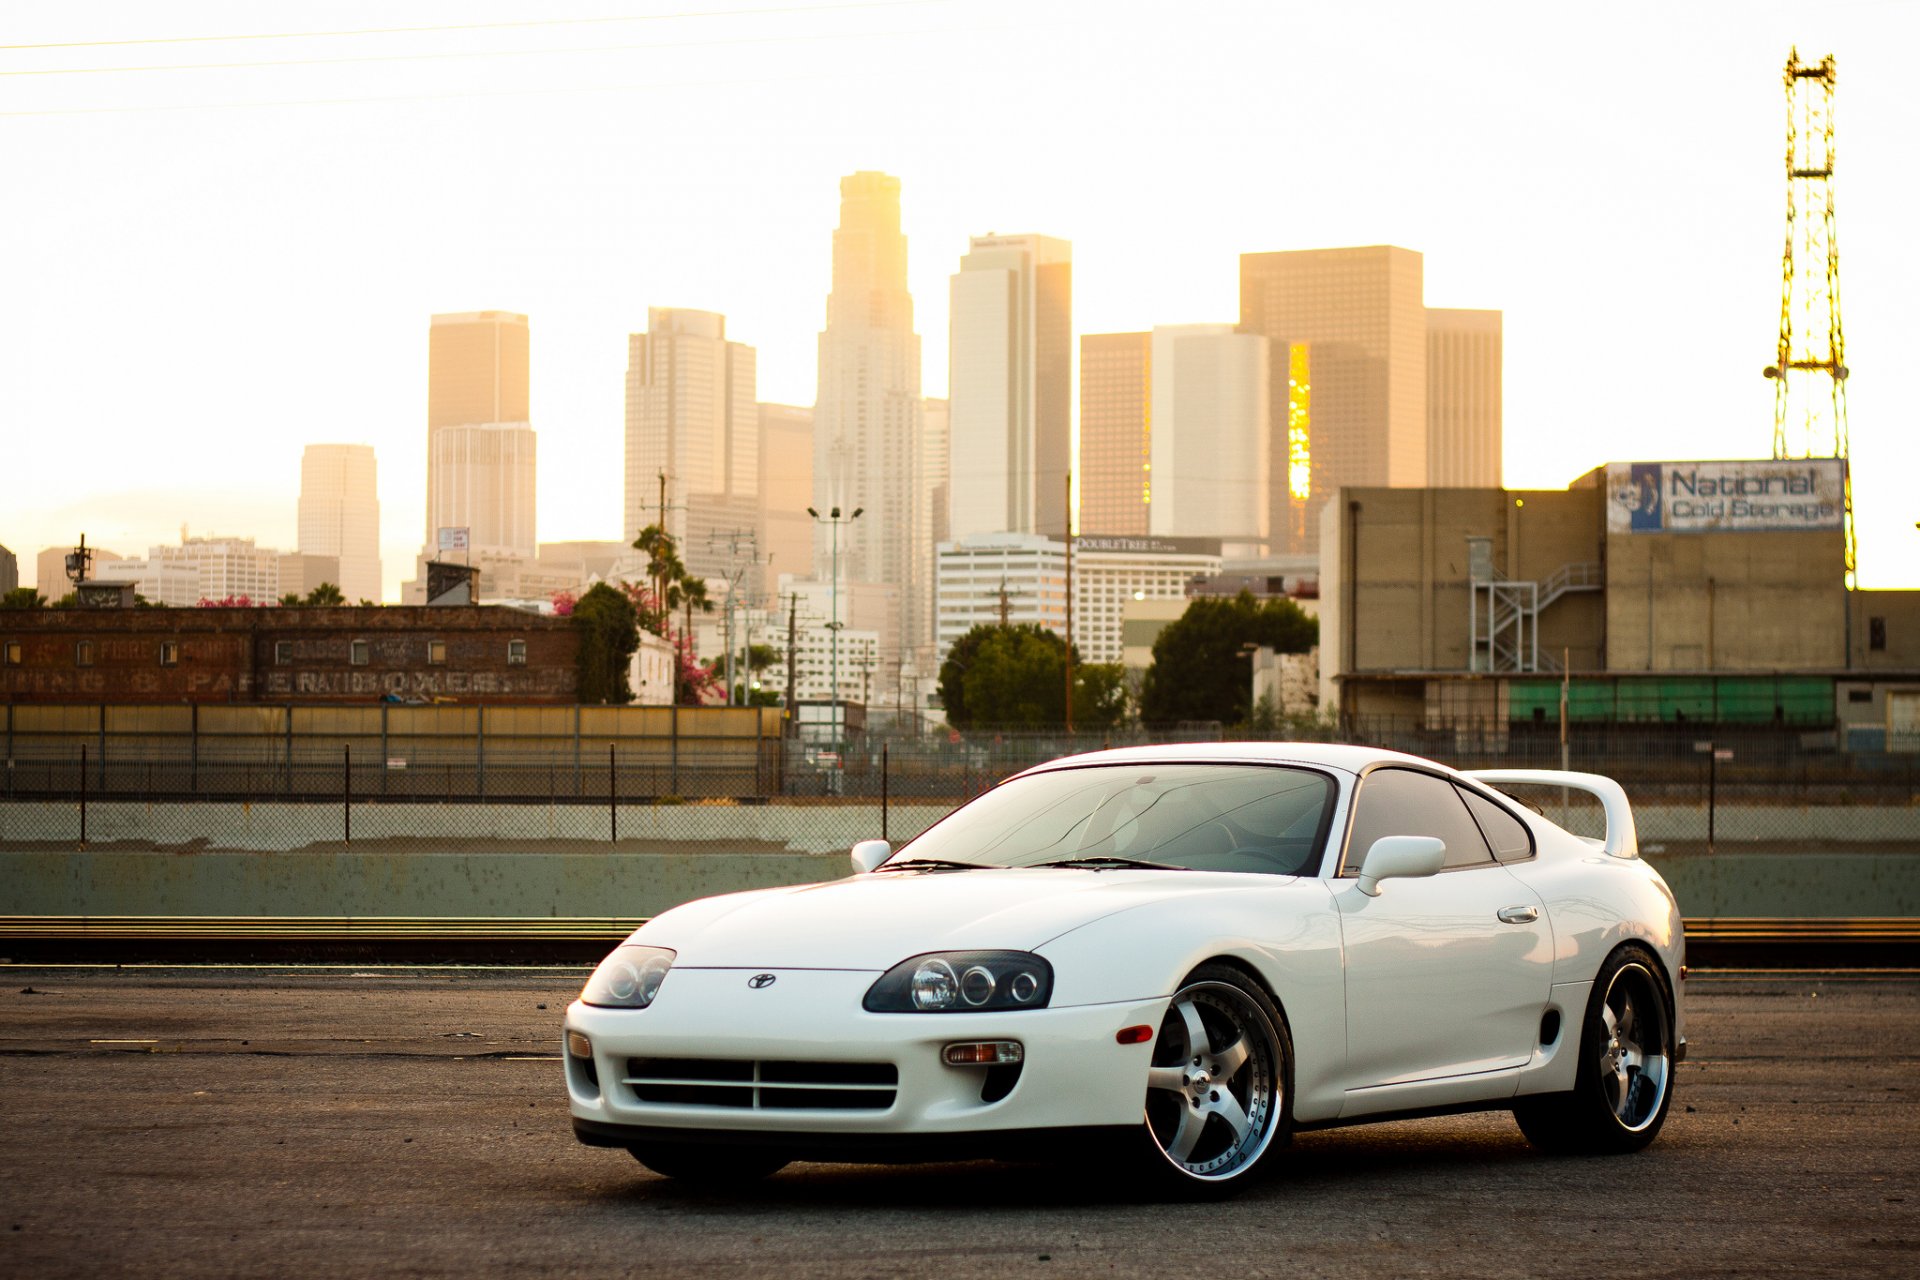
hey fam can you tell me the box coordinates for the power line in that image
[0,1,945,52]
[0,24,957,79]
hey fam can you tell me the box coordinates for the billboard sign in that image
[1605,459,1844,535]
[436,526,470,551]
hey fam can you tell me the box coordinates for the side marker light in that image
[942,1041,1023,1066]
[1115,1025,1154,1045]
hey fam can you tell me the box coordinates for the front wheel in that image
[628,1142,789,1185]
[1130,963,1292,1196]
[1515,943,1675,1154]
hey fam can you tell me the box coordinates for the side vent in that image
[1540,1010,1562,1046]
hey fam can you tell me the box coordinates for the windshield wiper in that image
[872,858,989,873]
[1031,856,1178,871]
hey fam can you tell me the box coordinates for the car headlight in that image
[863,951,1053,1013]
[580,945,676,1009]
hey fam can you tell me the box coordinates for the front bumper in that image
[564,967,1165,1141]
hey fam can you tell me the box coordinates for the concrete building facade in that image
[426,422,536,558]
[813,172,927,660]
[0,544,17,595]
[298,444,382,603]
[947,234,1073,542]
[1317,459,1920,745]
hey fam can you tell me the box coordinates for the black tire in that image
[1127,962,1293,1198]
[628,1142,789,1185]
[1515,943,1676,1155]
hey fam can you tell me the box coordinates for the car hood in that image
[631,868,1287,970]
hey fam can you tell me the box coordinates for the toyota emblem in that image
[747,973,777,989]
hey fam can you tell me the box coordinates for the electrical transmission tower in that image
[1763,48,1854,585]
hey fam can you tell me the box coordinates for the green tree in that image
[571,582,640,704]
[937,623,1127,731]
[1139,592,1318,726]
[1,587,46,610]
[304,582,346,607]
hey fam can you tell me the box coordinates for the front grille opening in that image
[567,1051,600,1095]
[623,1058,897,1111]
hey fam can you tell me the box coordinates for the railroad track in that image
[2,915,1916,967]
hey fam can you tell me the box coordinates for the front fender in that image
[1035,878,1349,1123]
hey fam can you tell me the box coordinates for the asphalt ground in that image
[1,967,1915,1279]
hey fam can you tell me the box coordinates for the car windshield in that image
[889,763,1334,876]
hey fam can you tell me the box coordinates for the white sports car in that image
[565,743,1685,1194]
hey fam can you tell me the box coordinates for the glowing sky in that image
[4,0,1916,599]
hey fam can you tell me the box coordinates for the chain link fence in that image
[3,722,1918,854]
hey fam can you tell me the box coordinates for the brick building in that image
[0,607,577,704]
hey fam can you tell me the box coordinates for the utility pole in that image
[784,592,800,735]
[1064,471,1074,734]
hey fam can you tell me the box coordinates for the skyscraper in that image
[1077,328,1269,554]
[814,172,927,657]
[1149,326,1270,556]
[947,235,1072,541]
[757,403,814,601]
[298,444,382,602]
[1078,332,1152,537]
[1426,308,1503,487]
[1238,246,1427,555]
[624,308,759,579]
[0,544,16,595]
[426,311,535,554]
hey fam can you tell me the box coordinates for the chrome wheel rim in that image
[1596,962,1671,1133]
[1143,981,1281,1180]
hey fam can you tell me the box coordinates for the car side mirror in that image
[1355,835,1446,897]
[850,839,892,874]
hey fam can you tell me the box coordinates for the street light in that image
[808,505,864,767]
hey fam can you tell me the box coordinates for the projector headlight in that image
[863,951,1053,1013]
[580,945,676,1009]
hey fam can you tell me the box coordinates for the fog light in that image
[943,1041,1023,1067]
[567,1031,593,1059]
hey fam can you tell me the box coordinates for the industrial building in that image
[1319,458,1920,751]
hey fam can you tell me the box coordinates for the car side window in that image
[1457,785,1534,863]
[1340,768,1497,875]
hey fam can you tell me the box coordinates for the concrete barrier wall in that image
[2,848,1913,921]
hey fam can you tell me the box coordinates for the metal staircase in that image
[1467,537,1600,673]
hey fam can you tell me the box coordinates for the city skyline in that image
[5,2,1918,597]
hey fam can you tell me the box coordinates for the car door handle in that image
[1497,905,1539,924]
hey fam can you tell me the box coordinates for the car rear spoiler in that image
[1462,769,1639,860]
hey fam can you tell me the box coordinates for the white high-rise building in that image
[624,308,759,567]
[933,532,1223,665]
[934,534,1068,659]
[93,556,201,608]
[1148,325,1271,557]
[947,235,1073,542]
[813,172,927,659]
[145,536,282,603]
[298,444,382,602]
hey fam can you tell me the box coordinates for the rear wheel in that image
[1132,963,1291,1196]
[628,1142,789,1185]
[1515,943,1675,1154]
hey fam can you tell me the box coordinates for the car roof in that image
[1008,740,1451,780]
